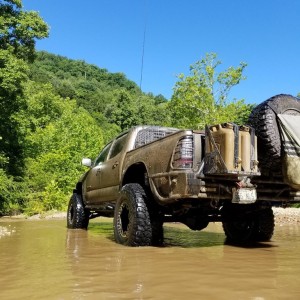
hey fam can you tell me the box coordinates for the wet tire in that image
[222,205,275,243]
[151,218,164,246]
[67,193,89,229]
[113,183,152,246]
[222,203,255,243]
[248,94,300,173]
[223,218,256,244]
[252,208,275,242]
[146,193,164,246]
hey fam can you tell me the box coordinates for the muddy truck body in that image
[67,94,300,246]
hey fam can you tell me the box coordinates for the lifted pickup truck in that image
[67,94,300,246]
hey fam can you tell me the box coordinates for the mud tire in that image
[222,203,255,243]
[252,208,275,242]
[114,183,152,246]
[223,218,256,244]
[248,94,300,174]
[67,193,89,229]
[222,205,275,243]
[151,217,164,246]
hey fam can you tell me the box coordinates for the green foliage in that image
[0,165,26,215]
[0,0,49,215]
[29,51,139,95]
[29,52,142,134]
[109,90,169,131]
[0,0,49,62]
[29,51,171,135]
[0,168,14,214]
[16,82,104,214]
[168,53,251,129]
[0,49,29,176]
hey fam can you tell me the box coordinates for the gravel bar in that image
[273,207,300,224]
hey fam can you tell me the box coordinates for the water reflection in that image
[1,219,300,299]
[0,224,16,238]
[65,221,280,299]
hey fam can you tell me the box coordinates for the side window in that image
[108,134,127,160]
[94,142,112,166]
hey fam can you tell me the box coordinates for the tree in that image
[110,90,170,131]
[0,0,49,62]
[0,0,48,214]
[0,49,28,175]
[0,0,48,176]
[15,81,105,214]
[168,53,252,129]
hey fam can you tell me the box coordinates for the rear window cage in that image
[134,126,179,148]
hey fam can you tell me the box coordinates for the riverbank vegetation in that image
[1,0,253,215]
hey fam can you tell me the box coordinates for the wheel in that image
[146,194,164,246]
[67,193,89,229]
[252,207,275,242]
[151,217,164,246]
[222,203,255,243]
[222,219,256,244]
[113,183,152,246]
[248,94,300,174]
[222,204,275,243]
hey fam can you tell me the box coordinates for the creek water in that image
[0,218,300,300]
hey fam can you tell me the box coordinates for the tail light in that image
[172,136,193,169]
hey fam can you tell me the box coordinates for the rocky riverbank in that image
[1,208,300,224]
[1,208,300,239]
[272,207,300,224]
[30,208,300,224]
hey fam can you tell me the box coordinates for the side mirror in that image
[81,158,92,167]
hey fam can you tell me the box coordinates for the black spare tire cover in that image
[248,94,300,174]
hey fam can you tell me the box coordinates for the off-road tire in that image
[252,207,275,242]
[151,218,164,246]
[248,94,300,174]
[67,193,89,229]
[222,203,255,243]
[223,219,256,244]
[146,193,164,246]
[114,183,152,246]
[222,204,274,243]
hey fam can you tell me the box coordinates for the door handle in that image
[112,161,119,169]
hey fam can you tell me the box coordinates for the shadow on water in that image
[88,222,114,237]
[224,239,277,249]
[88,221,277,249]
[163,226,225,248]
[88,221,225,248]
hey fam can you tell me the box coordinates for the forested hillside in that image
[1,50,170,215]
[0,0,254,216]
[29,51,169,141]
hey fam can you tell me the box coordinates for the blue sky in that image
[22,0,300,104]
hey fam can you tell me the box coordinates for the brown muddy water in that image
[0,218,300,300]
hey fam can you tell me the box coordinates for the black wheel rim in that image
[118,202,130,238]
[68,203,74,224]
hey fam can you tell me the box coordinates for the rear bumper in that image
[148,170,257,204]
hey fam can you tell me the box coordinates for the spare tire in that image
[248,94,300,175]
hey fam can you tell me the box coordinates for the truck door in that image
[84,142,112,204]
[98,133,128,202]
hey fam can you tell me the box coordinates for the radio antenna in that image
[139,0,148,90]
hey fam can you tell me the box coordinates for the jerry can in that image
[204,122,259,175]
[207,123,241,172]
[239,125,258,173]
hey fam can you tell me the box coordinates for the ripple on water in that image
[0,225,16,238]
